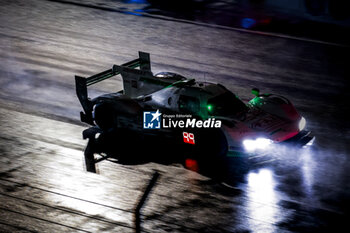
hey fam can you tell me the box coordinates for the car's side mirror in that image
[251,88,260,97]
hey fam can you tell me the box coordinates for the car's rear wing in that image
[75,51,151,125]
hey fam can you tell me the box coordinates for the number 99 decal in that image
[183,132,195,145]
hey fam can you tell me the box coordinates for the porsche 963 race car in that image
[75,52,313,173]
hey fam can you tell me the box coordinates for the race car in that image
[75,51,313,173]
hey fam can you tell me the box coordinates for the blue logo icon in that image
[143,110,161,129]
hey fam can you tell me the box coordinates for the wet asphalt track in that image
[0,0,350,232]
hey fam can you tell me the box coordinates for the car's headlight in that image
[298,117,306,131]
[243,138,272,152]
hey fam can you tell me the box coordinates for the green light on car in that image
[207,105,213,112]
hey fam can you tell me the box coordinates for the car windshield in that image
[207,91,247,116]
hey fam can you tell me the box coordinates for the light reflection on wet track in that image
[1,0,350,232]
